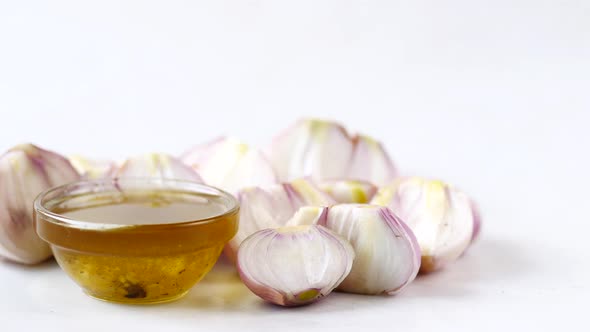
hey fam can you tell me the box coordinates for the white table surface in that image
[0,1,588,331]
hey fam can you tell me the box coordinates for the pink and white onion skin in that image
[318,204,421,295]
[0,144,80,264]
[68,155,117,179]
[225,179,335,261]
[268,119,397,186]
[317,179,378,204]
[237,224,354,307]
[371,177,476,273]
[181,137,277,194]
[116,153,203,182]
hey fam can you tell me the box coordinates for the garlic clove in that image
[267,119,354,182]
[470,200,482,243]
[268,119,398,186]
[318,204,421,295]
[0,144,80,264]
[68,155,117,179]
[225,179,335,261]
[371,177,475,273]
[116,153,203,182]
[181,137,277,193]
[317,179,378,203]
[348,134,398,186]
[284,206,329,227]
[237,224,354,306]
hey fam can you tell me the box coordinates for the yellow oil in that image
[38,190,238,304]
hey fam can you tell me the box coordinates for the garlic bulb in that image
[318,204,421,295]
[237,224,354,306]
[181,137,277,193]
[68,155,117,179]
[268,119,397,186]
[116,153,203,182]
[0,144,80,264]
[226,179,334,260]
[317,179,377,203]
[371,177,475,272]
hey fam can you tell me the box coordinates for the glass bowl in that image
[34,178,239,304]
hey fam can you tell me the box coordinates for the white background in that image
[0,1,588,331]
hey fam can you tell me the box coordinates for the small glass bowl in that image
[34,178,239,304]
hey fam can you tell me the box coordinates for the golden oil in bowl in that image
[34,178,239,304]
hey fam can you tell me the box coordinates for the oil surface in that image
[55,190,228,225]
[38,189,238,304]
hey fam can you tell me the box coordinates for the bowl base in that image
[83,289,189,305]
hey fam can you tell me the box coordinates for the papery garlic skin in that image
[116,153,203,182]
[68,155,117,179]
[317,179,377,204]
[268,119,397,185]
[181,137,277,193]
[319,204,421,295]
[237,225,354,306]
[226,179,335,261]
[371,177,475,272]
[0,144,80,264]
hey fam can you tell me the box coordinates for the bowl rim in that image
[34,177,240,231]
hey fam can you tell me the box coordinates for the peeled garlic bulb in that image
[237,224,354,306]
[226,179,335,260]
[268,119,397,186]
[0,144,80,264]
[317,179,377,203]
[181,137,277,193]
[318,204,421,295]
[116,153,203,182]
[68,155,117,179]
[371,177,475,272]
